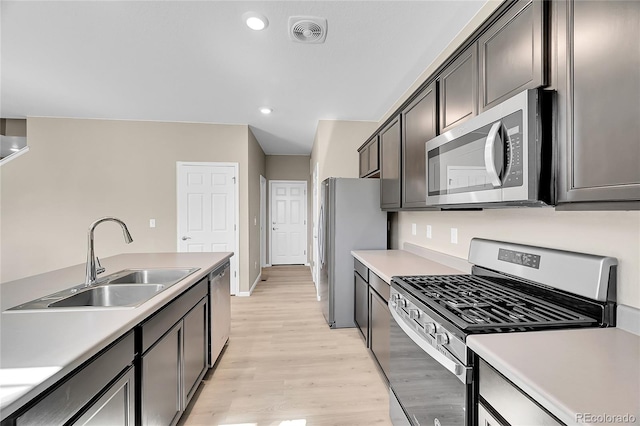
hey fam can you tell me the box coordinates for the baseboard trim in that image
[236,272,261,297]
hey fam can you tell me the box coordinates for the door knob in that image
[182,236,191,241]
[272,227,278,231]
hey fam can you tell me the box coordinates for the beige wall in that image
[310,120,378,183]
[265,155,311,263]
[396,210,640,308]
[0,117,260,294]
[247,130,266,290]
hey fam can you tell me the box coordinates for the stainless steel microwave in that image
[425,89,554,208]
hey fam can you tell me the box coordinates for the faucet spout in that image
[85,217,133,285]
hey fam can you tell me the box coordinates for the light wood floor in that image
[179,265,392,426]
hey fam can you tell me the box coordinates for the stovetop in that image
[393,274,601,334]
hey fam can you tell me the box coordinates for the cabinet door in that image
[142,322,182,426]
[368,136,379,175]
[402,82,437,208]
[438,44,478,132]
[72,367,135,426]
[556,0,640,205]
[479,0,546,111]
[354,272,369,345]
[359,146,369,178]
[380,116,402,209]
[183,298,208,406]
[369,289,390,380]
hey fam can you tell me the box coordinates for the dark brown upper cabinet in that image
[438,43,478,133]
[555,0,640,207]
[401,82,437,209]
[479,0,546,112]
[358,136,379,178]
[379,116,402,210]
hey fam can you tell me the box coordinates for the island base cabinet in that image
[72,367,135,426]
[141,322,182,426]
[183,298,209,406]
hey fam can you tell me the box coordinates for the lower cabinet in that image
[369,287,390,381]
[73,366,135,426]
[139,277,209,426]
[354,271,369,345]
[141,322,182,426]
[14,332,135,426]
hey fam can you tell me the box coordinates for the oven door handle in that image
[390,306,470,384]
[484,121,504,187]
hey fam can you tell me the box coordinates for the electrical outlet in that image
[149,219,156,228]
[411,223,417,236]
[254,261,258,269]
[450,228,458,244]
[426,225,432,239]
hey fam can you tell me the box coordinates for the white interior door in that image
[270,181,307,265]
[177,162,238,294]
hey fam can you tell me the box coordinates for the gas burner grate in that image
[396,275,598,332]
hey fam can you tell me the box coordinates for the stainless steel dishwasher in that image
[209,262,230,367]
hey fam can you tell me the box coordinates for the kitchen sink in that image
[48,284,165,308]
[7,267,200,311]
[106,268,197,285]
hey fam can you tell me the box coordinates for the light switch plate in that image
[149,219,156,228]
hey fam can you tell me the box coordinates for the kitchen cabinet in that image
[369,273,390,382]
[477,358,562,425]
[354,259,369,345]
[13,332,135,426]
[209,262,231,366]
[358,136,380,178]
[139,277,208,426]
[380,116,402,210]
[72,367,135,426]
[478,0,546,112]
[555,0,640,207]
[183,298,209,406]
[438,44,478,133]
[401,82,437,209]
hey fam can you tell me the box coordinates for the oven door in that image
[389,307,471,426]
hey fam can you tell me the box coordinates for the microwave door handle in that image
[484,121,503,187]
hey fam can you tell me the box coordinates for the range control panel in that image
[498,248,541,269]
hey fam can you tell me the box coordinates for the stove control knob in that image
[424,323,436,334]
[436,332,450,346]
[409,309,420,320]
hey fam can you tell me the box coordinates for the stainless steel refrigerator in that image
[318,178,387,328]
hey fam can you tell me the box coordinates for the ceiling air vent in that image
[288,16,327,44]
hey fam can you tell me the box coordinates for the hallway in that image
[180,265,392,426]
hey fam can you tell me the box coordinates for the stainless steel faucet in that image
[85,217,133,285]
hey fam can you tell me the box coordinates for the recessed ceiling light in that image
[243,12,269,31]
[260,107,273,115]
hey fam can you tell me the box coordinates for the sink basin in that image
[6,267,200,311]
[48,284,165,308]
[106,268,197,285]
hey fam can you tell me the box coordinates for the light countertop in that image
[351,249,467,283]
[468,328,640,425]
[0,252,232,419]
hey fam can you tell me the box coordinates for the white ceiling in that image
[1,1,488,155]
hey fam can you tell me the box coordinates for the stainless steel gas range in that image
[388,238,617,426]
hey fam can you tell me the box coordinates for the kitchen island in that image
[0,252,232,423]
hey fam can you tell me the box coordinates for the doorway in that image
[269,180,308,265]
[177,162,239,295]
[260,175,267,268]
